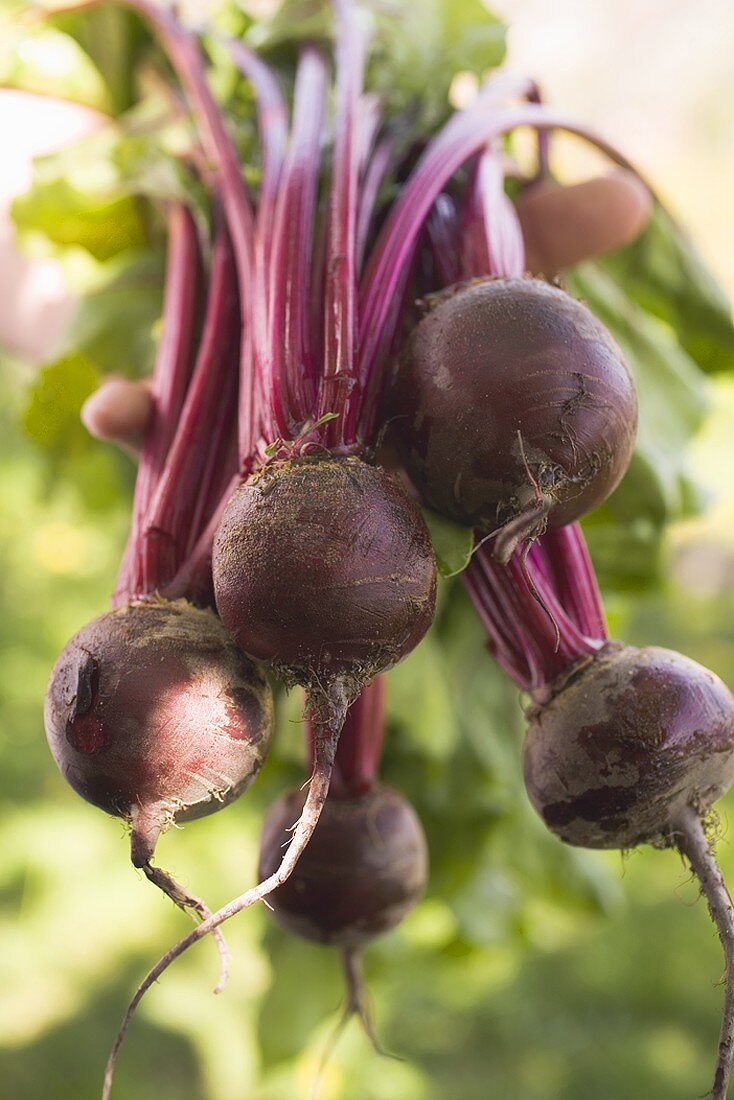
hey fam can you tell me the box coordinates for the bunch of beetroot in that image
[41,2,734,1098]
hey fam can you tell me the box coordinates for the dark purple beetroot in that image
[523,643,734,1100]
[258,782,428,1057]
[523,644,734,849]
[258,783,428,947]
[212,456,437,689]
[387,278,638,559]
[45,598,273,865]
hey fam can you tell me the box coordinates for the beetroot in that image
[213,456,436,689]
[466,531,734,1100]
[258,781,427,1051]
[523,644,734,850]
[521,641,734,1100]
[258,783,427,947]
[386,277,638,560]
[210,454,435,916]
[45,599,273,866]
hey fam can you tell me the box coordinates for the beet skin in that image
[387,277,638,544]
[45,599,273,860]
[212,456,437,687]
[258,783,428,947]
[523,644,734,849]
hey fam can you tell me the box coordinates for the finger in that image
[516,169,652,274]
[81,377,153,457]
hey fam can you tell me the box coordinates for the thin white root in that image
[101,682,349,1100]
[309,947,399,1100]
[674,806,734,1100]
[142,863,230,994]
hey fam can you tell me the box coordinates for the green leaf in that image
[55,6,148,115]
[427,0,506,81]
[570,265,708,525]
[12,177,145,260]
[581,513,667,593]
[21,354,99,456]
[246,0,331,53]
[369,0,506,129]
[601,204,734,375]
[59,249,165,377]
[422,508,474,577]
[11,90,208,263]
[0,20,110,109]
[387,629,460,761]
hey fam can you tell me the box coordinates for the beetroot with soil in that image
[45,600,272,867]
[213,456,436,688]
[387,277,638,560]
[59,7,720,1099]
[523,643,734,850]
[465,529,734,1100]
[258,782,427,948]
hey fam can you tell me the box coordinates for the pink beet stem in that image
[316,0,367,449]
[460,147,525,279]
[140,213,240,593]
[534,525,608,642]
[114,202,199,604]
[266,48,328,438]
[226,37,288,435]
[356,131,393,272]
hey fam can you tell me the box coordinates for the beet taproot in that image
[522,643,734,1099]
[259,781,427,1059]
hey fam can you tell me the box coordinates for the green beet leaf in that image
[601,203,734,375]
[22,354,100,458]
[570,264,708,531]
[422,508,475,578]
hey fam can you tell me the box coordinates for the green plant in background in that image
[3,2,734,1098]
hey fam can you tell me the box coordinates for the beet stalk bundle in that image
[44,5,733,1098]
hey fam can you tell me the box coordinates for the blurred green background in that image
[3,2,734,1099]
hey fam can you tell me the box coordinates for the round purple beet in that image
[386,277,638,549]
[258,783,428,947]
[212,456,437,687]
[523,644,734,849]
[45,599,273,861]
